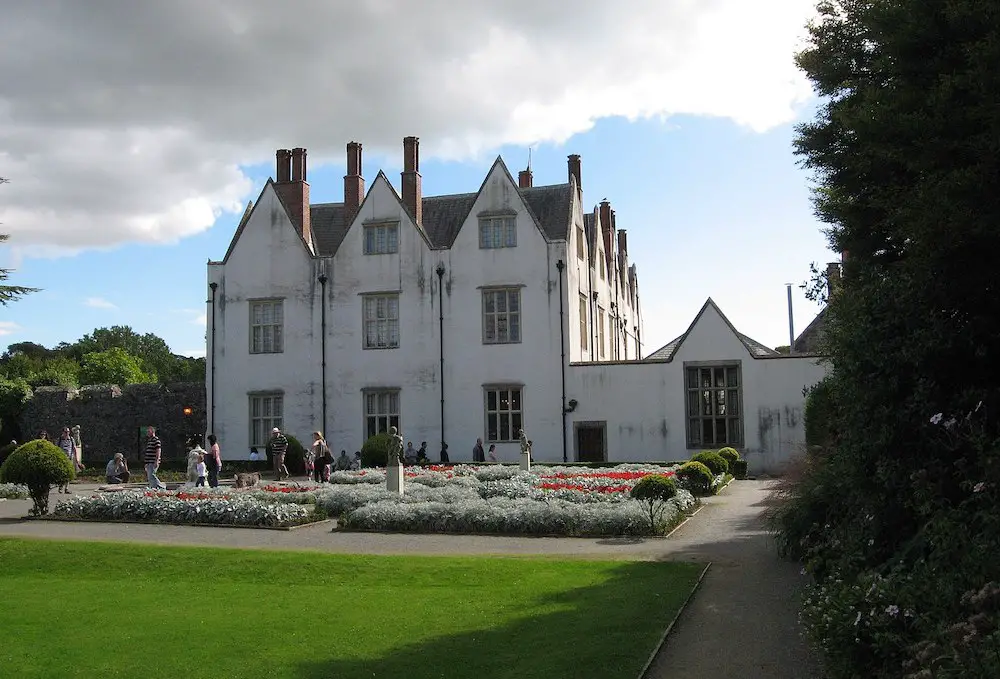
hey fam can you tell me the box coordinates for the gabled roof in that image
[646,297,781,361]
[308,181,574,255]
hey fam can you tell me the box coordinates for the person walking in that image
[472,438,485,463]
[487,444,498,463]
[440,441,450,463]
[56,427,81,493]
[206,434,222,488]
[311,431,331,483]
[269,428,289,481]
[194,453,207,487]
[144,426,167,490]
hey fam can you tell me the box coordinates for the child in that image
[195,453,207,487]
[304,449,316,480]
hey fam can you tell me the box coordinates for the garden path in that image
[0,479,820,677]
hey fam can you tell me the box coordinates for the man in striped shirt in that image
[144,426,167,489]
[270,427,289,480]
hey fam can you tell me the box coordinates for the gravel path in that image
[0,479,821,677]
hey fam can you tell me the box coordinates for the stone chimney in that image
[617,229,628,258]
[518,168,533,188]
[401,136,422,225]
[826,261,842,298]
[567,154,582,195]
[274,147,311,247]
[344,141,365,225]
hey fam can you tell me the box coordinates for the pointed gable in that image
[222,181,316,264]
[647,298,781,362]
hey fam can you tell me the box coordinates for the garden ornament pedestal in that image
[386,459,404,496]
[386,426,405,496]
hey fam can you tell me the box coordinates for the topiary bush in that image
[360,433,393,468]
[730,459,749,479]
[691,450,729,476]
[0,439,75,515]
[630,474,679,534]
[675,461,714,495]
[717,447,741,467]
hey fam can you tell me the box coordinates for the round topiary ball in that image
[717,447,741,467]
[675,461,714,495]
[691,450,729,476]
[630,474,678,502]
[0,439,75,515]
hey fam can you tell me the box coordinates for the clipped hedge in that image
[717,447,741,467]
[360,433,393,468]
[691,450,729,476]
[0,439,75,515]
[730,459,749,479]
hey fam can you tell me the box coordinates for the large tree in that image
[775,1,1000,676]
[1,179,39,306]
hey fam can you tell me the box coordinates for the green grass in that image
[0,537,703,679]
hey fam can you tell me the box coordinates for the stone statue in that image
[387,426,404,465]
[71,425,83,465]
[519,429,531,458]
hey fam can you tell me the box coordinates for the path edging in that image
[637,562,713,679]
[27,515,333,532]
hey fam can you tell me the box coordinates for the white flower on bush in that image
[53,491,312,527]
[0,483,30,500]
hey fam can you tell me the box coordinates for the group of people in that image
[269,427,360,483]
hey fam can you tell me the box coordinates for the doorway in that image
[574,421,607,463]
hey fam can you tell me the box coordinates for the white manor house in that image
[206,138,827,474]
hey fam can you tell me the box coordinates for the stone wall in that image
[19,382,206,463]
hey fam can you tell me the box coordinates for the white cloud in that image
[0,321,22,337]
[84,297,118,310]
[192,313,207,327]
[179,348,206,359]
[0,0,817,255]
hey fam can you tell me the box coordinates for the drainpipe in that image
[556,260,568,463]
[318,273,328,438]
[208,282,218,436]
[436,263,446,451]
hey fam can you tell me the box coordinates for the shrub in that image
[803,376,836,450]
[630,474,679,534]
[691,451,729,476]
[266,435,307,474]
[675,461,714,495]
[0,441,17,467]
[361,433,393,468]
[730,459,749,479]
[0,439,75,515]
[717,447,741,467]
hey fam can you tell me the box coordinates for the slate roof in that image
[792,307,828,354]
[645,298,781,362]
[309,183,574,256]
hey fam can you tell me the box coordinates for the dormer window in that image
[479,216,516,249]
[364,222,399,255]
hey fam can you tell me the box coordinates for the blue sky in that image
[2,110,832,358]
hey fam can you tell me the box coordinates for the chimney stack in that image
[617,229,628,257]
[276,149,291,182]
[344,141,365,225]
[567,154,582,194]
[401,136,422,225]
[599,200,614,263]
[518,169,533,188]
[274,147,311,248]
[826,261,842,298]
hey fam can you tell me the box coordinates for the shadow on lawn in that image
[292,559,703,679]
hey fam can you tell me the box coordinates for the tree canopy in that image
[774,1,1000,676]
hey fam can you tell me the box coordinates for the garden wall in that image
[18,382,206,463]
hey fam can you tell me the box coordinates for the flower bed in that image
[316,464,696,537]
[0,482,29,500]
[52,491,318,528]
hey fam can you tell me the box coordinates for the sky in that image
[0,0,834,359]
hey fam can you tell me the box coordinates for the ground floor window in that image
[685,364,742,448]
[365,389,400,439]
[485,386,522,442]
[249,393,283,448]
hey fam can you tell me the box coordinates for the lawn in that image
[0,538,704,679]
